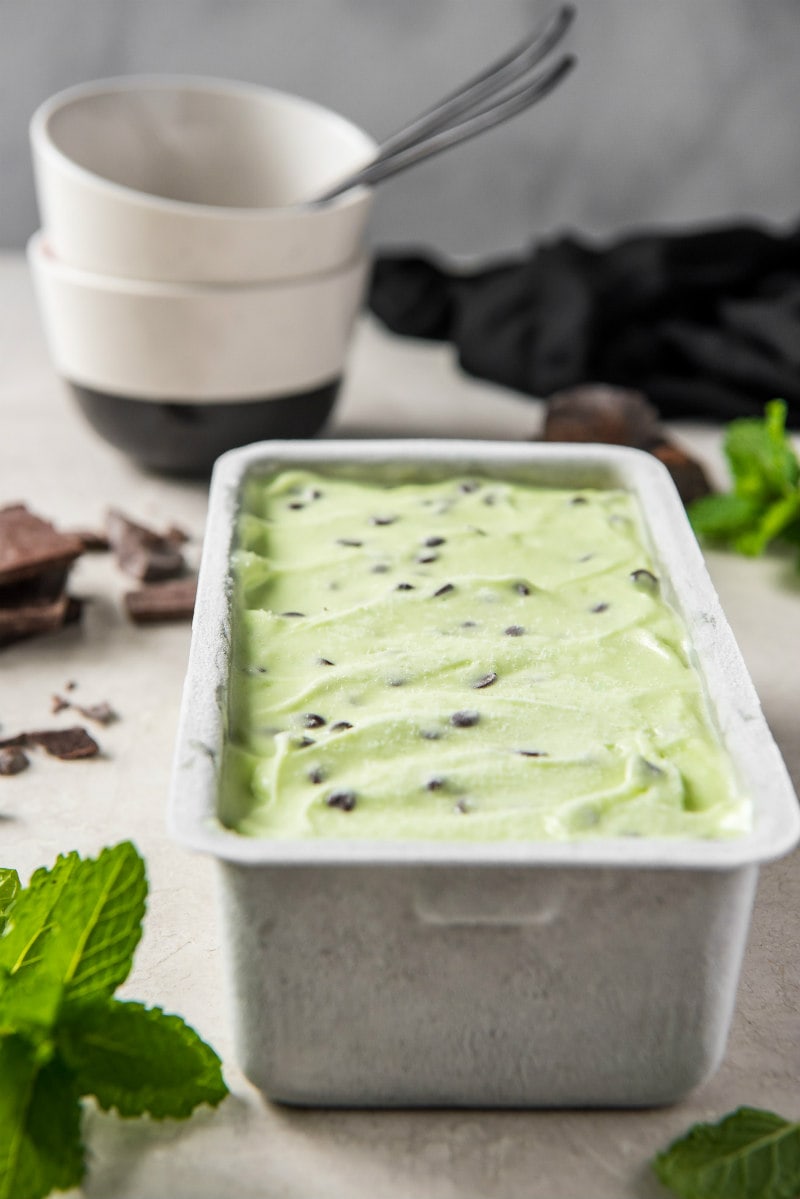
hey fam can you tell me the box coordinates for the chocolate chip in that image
[325,790,356,811]
[317,658,335,667]
[517,749,548,758]
[281,611,305,618]
[370,515,397,526]
[451,710,480,728]
[482,494,498,506]
[423,536,445,547]
[396,582,415,591]
[513,582,531,596]
[433,583,454,597]
[570,496,588,505]
[303,713,326,728]
[0,746,29,775]
[425,776,446,792]
[336,538,363,548]
[472,673,497,689]
[504,625,525,636]
[461,620,478,628]
[309,489,323,500]
[387,677,406,688]
[420,729,441,740]
[630,569,659,589]
[459,481,480,493]
[416,553,438,565]
[591,602,609,614]
[293,736,315,748]
[454,799,471,813]
[288,502,305,510]
[308,767,326,784]
[371,563,390,574]
[245,664,268,675]
[331,722,353,733]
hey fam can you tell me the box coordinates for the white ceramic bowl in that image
[28,232,369,473]
[30,76,377,284]
[169,440,800,1107]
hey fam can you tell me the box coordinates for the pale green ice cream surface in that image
[220,468,750,840]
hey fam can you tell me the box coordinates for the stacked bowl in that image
[29,77,376,473]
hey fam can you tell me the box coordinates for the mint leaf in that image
[733,492,800,557]
[59,999,228,1119]
[0,872,19,935]
[726,400,797,499]
[0,842,146,1017]
[688,492,761,540]
[653,1106,800,1199]
[0,1034,85,1199]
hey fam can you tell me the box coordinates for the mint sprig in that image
[0,842,227,1199]
[689,399,800,563]
[653,1106,800,1199]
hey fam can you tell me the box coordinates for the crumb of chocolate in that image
[51,693,70,714]
[0,746,29,775]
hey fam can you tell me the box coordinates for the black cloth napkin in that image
[368,219,800,424]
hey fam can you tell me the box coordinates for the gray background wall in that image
[3,0,800,258]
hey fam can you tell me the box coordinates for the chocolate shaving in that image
[124,577,197,624]
[106,509,186,582]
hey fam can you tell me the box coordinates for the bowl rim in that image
[27,229,369,296]
[169,439,800,871]
[30,73,378,220]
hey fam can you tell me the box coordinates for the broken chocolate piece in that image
[0,746,29,775]
[124,577,197,624]
[0,727,100,760]
[0,504,84,587]
[106,509,186,582]
[543,385,661,448]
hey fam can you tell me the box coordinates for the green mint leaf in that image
[58,999,228,1119]
[688,492,761,541]
[725,400,798,500]
[653,1106,800,1199]
[733,492,800,557]
[0,1034,85,1199]
[0,872,19,935]
[0,842,146,1019]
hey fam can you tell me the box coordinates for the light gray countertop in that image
[1,251,798,1198]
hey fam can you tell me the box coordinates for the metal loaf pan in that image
[169,440,800,1107]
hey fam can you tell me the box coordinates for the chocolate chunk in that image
[302,713,326,728]
[513,583,531,596]
[543,385,660,448]
[106,509,186,582]
[0,746,29,775]
[591,602,610,613]
[0,504,84,587]
[649,441,713,505]
[325,790,356,811]
[451,710,480,728]
[2,727,101,760]
[336,538,363,548]
[472,672,497,689]
[630,569,659,590]
[124,577,197,624]
[370,515,397,526]
[331,722,353,733]
[395,582,415,591]
[433,583,454,597]
[308,767,326,785]
[423,536,445,547]
[505,625,525,636]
